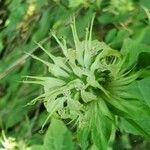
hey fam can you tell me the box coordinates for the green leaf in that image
[32,8,51,41]
[133,26,150,45]
[0,38,3,53]
[137,52,150,69]
[89,102,113,150]
[77,128,90,150]
[44,119,74,150]
[120,118,150,138]
[137,77,150,106]
[110,29,130,49]
[69,0,85,8]
[121,77,150,106]
[140,0,150,9]
[91,115,113,150]
[5,103,32,129]
[105,28,117,44]
[98,13,114,24]
[108,96,150,120]
[120,38,150,69]
[31,145,44,150]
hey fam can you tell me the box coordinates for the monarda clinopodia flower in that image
[24,15,150,149]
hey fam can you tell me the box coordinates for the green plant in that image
[0,131,30,150]
[24,15,150,149]
[105,0,135,14]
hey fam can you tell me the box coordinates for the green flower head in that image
[24,15,150,149]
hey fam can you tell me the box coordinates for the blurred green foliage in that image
[0,0,150,149]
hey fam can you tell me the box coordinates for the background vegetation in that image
[0,0,150,149]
